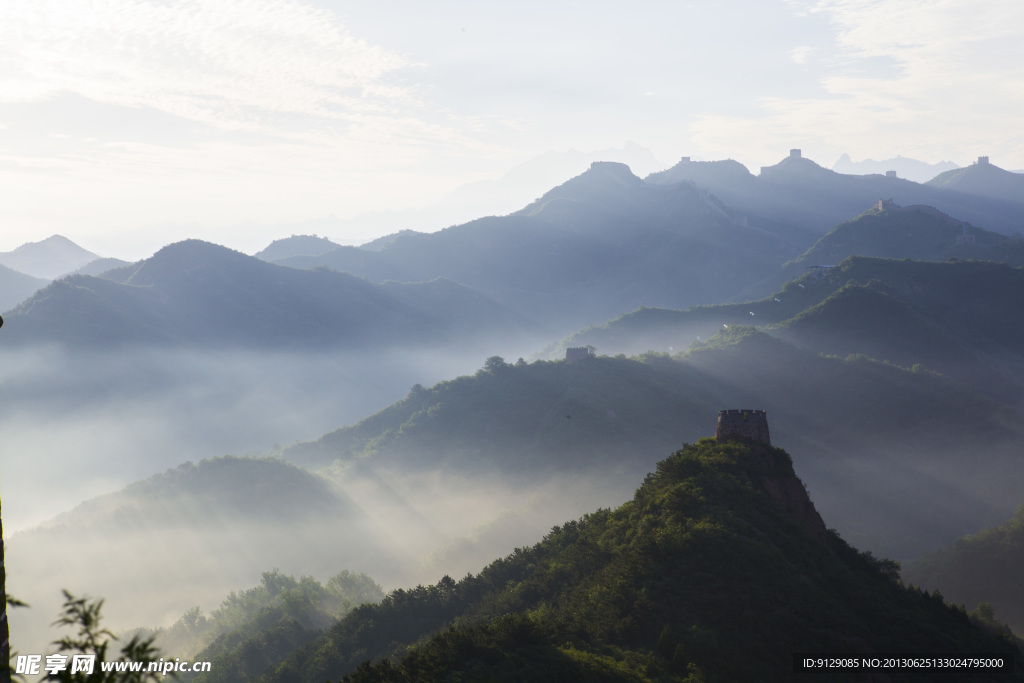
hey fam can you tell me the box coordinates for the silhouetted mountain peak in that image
[645,156,755,188]
[518,161,646,214]
[255,234,341,262]
[126,239,260,287]
[0,234,100,279]
[759,150,836,180]
[927,156,1024,197]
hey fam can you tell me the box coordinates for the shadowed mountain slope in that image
[647,153,1024,236]
[555,257,1024,402]
[0,261,48,312]
[249,440,1021,683]
[903,506,1024,635]
[780,202,1024,283]
[0,239,537,349]
[272,162,803,332]
[283,333,1024,559]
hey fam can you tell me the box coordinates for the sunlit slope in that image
[283,335,1024,558]
[1,239,536,349]
[7,457,398,661]
[903,506,1024,635]
[646,153,1024,236]
[256,440,1021,683]
[274,162,802,331]
[557,258,1024,399]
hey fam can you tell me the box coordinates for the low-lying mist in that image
[0,342,538,531]
[7,456,632,662]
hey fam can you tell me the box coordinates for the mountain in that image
[243,440,1021,683]
[555,257,1024,402]
[154,569,384,666]
[0,234,99,279]
[7,456,399,663]
[283,328,1024,559]
[777,202,1024,284]
[926,156,1024,205]
[0,239,538,349]
[647,151,1024,236]
[903,506,1024,635]
[280,142,668,242]
[831,153,959,183]
[254,234,342,262]
[0,261,48,313]
[271,162,803,333]
[72,256,134,276]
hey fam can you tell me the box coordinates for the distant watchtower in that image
[716,409,771,445]
[565,347,595,364]
[977,156,990,165]
[789,148,801,159]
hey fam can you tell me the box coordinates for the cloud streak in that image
[693,0,1024,167]
[1,0,413,134]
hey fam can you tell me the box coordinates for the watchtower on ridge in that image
[716,409,771,445]
[565,347,595,364]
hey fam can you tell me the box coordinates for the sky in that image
[1,0,1022,259]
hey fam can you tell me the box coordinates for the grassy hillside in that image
[903,506,1024,635]
[251,440,1022,682]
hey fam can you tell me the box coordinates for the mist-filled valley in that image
[3,150,1024,680]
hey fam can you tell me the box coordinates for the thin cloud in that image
[0,0,424,139]
[692,0,1024,167]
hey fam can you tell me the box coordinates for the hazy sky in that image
[1,0,1022,258]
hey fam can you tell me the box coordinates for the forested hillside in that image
[283,331,1024,559]
[234,440,1021,682]
[779,202,1024,282]
[556,257,1024,402]
[904,506,1024,635]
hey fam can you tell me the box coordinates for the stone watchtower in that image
[565,347,595,364]
[716,409,771,445]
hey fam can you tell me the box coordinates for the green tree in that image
[43,591,164,682]
[482,356,506,373]
[2,491,10,683]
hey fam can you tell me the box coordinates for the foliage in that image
[43,591,163,683]
[259,441,1022,682]
[904,505,1024,635]
[168,570,383,683]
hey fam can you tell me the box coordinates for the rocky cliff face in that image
[747,446,829,543]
